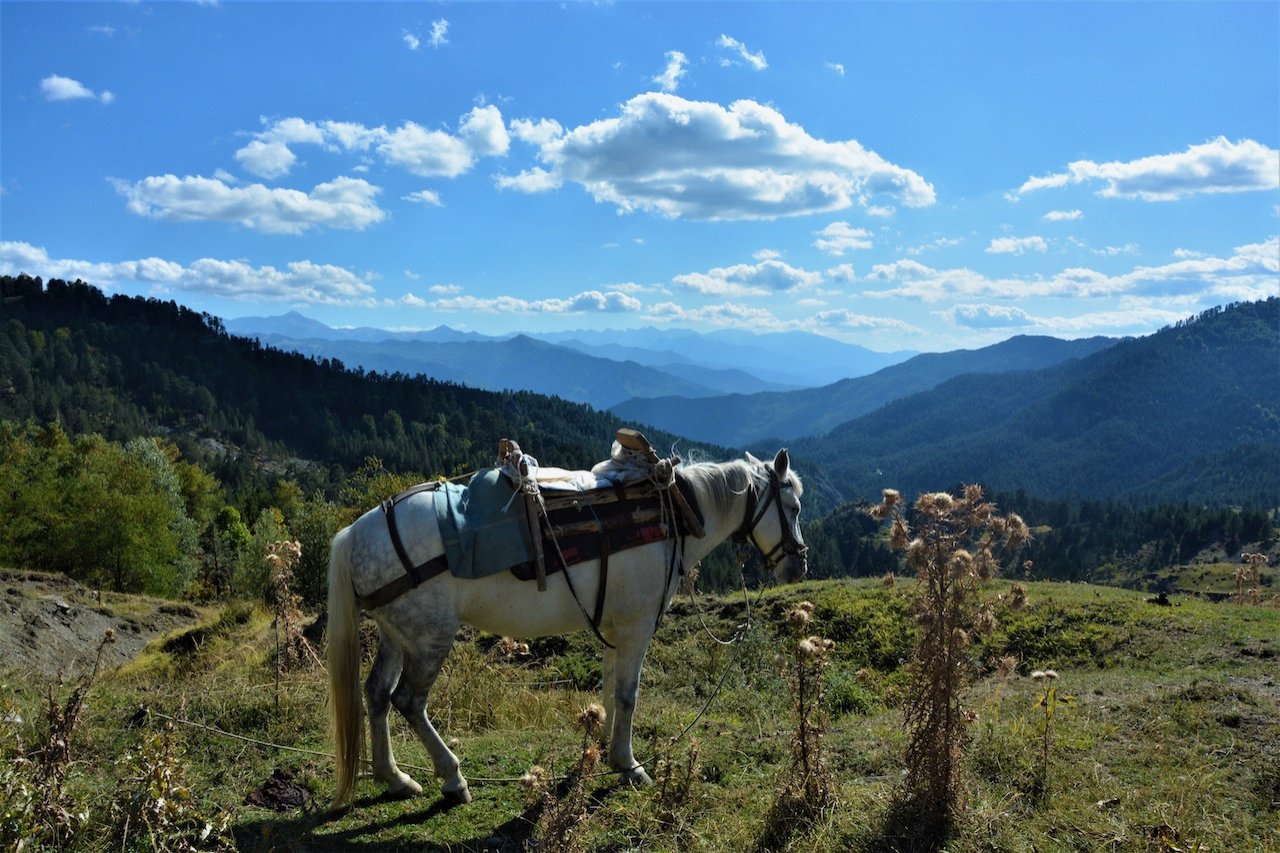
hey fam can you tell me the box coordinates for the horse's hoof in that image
[619,766,652,787]
[384,776,423,799]
[441,784,472,805]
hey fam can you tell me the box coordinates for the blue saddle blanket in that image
[434,468,534,579]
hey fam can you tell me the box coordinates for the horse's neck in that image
[684,463,750,562]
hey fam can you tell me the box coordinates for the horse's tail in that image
[327,524,362,808]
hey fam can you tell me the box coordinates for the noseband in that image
[735,467,808,572]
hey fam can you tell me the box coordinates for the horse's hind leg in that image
[392,632,471,804]
[365,640,423,797]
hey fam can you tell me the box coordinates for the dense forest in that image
[1,275,1274,603]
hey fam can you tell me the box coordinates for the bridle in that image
[735,466,808,574]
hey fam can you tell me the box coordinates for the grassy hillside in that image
[5,577,1276,851]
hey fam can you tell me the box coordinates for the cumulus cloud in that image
[653,51,688,92]
[41,74,113,104]
[986,235,1048,255]
[1016,137,1280,201]
[0,241,377,304]
[111,174,385,234]
[1043,209,1082,221]
[824,61,845,76]
[403,30,420,51]
[232,107,508,180]
[813,221,873,255]
[429,19,449,48]
[510,117,564,145]
[674,258,823,296]
[501,92,935,221]
[717,34,767,70]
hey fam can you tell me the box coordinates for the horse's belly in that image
[456,572,603,639]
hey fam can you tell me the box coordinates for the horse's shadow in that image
[233,778,619,852]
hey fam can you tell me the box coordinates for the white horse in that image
[327,449,807,807]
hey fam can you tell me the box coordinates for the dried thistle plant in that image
[756,603,837,851]
[533,703,607,853]
[870,484,1029,836]
[267,540,319,675]
[1241,553,1267,605]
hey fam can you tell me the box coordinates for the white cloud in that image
[458,104,510,157]
[235,140,296,179]
[809,309,923,334]
[232,109,507,180]
[717,34,768,70]
[0,241,377,304]
[429,19,449,48]
[753,249,782,260]
[1043,209,1083,221]
[940,303,1038,329]
[653,51,688,92]
[1017,137,1280,201]
[400,292,428,307]
[674,258,823,296]
[403,30,420,51]
[510,117,564,145]
[824,61,845,76]
[402,189,443,206]
[647,301,784,330]
[495,166,560,193]
[428,289,641,314]
[825,263,856,282]
[111,174,385,235]
[40,74,112,104]
[986,235,1048,255]
[503,92,935,221]
[903,236,962,256]
[866,204,896,217]
[813,221,873,255]
[429,283,461,295]
[865,237,1279,303]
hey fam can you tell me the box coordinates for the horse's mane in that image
[678,456,803,519]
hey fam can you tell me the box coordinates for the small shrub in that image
[108,721,234,851]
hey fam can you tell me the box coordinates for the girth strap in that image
[357,482,450,611]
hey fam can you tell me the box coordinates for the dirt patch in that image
[0,569,205,680]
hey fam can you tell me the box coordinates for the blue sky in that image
[2,1,1277,352]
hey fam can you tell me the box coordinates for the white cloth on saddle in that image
[501,440,661,494]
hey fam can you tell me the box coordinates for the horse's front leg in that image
[393,634,471,804]
[607,626,654,786]
[365,641,422,798]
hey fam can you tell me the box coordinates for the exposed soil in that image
[0,569,204,681]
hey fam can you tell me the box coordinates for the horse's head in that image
[740,449,808,584]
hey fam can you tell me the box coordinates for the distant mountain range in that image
[224,313,916,407]
[613,334,1119,445]
[789,299,1279,507]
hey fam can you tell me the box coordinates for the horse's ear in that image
[773,448,790,479]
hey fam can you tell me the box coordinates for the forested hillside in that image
[792,299,1280,506]
[0,275,691,482]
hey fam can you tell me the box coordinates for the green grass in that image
[3,579,1278,851]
